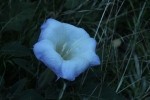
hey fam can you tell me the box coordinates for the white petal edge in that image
[33,39,63,77]
[33,18,100,81]
[81,52,100,66]
[39,18,90,44]
[61,57,89,81]
[70,37,97,56]
[39,19,66,45]
[69,37,100,66]
[63,23,90,42]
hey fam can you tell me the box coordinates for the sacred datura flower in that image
[33,18,100,81]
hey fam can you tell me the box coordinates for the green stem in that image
[58,81,67,100]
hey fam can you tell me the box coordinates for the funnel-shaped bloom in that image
[33,18,100,81]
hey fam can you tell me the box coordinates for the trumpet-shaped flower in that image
[33,18,100,81]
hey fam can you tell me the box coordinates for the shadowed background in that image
[0,0,150,99]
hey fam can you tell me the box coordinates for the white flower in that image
[33,18,100,81]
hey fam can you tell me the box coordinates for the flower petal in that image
[63,23,90,42]
[68,37,100,66]
[39,18,90,44]
[71,38,96,54]
[39,19,66,45]
[81,52,100,66]
[33,39,63,77]
[33,18,100,81]
[61,57,89,81]
[40,19,60,30]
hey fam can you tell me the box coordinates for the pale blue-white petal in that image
[39,19,66,45]
[33,39,63,77]
[40,18,61,33]
[81,52,100,66]
[34,18,100,81]
[68,37,100,66]
[39,18,91,50]
[69,37,96,56]
[61,57,89,81]
[63,23,90,43]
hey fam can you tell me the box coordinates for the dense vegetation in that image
[0,0,150,99]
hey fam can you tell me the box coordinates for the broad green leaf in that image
[100,86,126,100]
[0,1,35,32]
[64,0,85,9]
[0,76,5,91]
[0,93,6,100]
[15,89,44,100]
[12,58,34,76]
[0,42,31,57]
[38,68,55,89]
[80,81,125,100]
[45,86,59,99]
[8,78,27,98]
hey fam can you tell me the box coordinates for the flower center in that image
[56,42,72,60]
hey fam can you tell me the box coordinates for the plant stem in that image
[58,81,67,100]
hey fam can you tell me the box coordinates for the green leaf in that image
[0,93,6,100]
[80,81,125,100]
[45,86,59,99]
[15,89,44,100]
[0,42,31,57]
[0,1,35,32]
[100,86,126,100]
[12,58,35,76]
[8,78,27,98]
[38,68,55,89]
[0,76,5,91]
[64,0,85,9]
